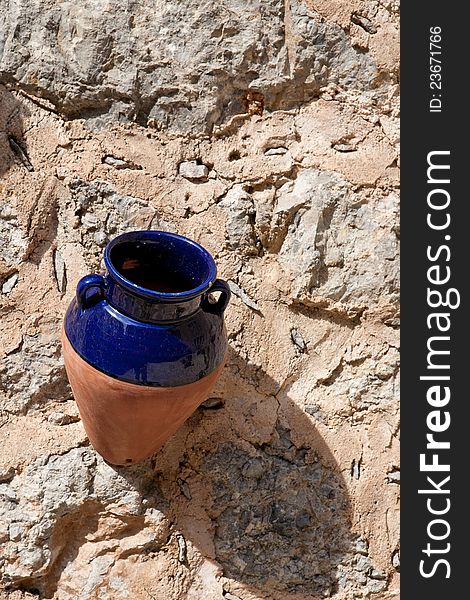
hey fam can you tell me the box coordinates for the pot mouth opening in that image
[104,230,217,301]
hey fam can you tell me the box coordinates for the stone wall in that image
[0,1,399,599]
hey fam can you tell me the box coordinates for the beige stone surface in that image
[1,1,399,598]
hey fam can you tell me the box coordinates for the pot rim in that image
[104,230,217,302]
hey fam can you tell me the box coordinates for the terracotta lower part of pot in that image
[62,330,224,466]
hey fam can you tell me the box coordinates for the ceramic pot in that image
[62,230,231,465]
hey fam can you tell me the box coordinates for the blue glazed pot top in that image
[64,230,231,387]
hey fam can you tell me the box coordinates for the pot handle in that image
[202,278,231,316]
[76,274,106,309]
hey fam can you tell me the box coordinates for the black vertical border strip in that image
[401,3,467,598]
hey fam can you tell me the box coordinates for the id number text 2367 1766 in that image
[429,26,443,113]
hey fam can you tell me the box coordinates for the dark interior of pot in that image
[109,237,212,294]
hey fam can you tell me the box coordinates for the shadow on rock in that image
[0,85,30,178]
[201,426,351,598]
[143,345,357,599]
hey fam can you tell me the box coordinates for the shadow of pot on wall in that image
[114,346,358,599]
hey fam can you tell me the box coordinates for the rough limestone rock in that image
[179,161,209,181]
[0,334,69,415]
[275,169,399,311]
[1,448,169,595]
[0,0,382,132]
[65,179,173,267]
[0,201,28,269]
[1,0,399,598]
